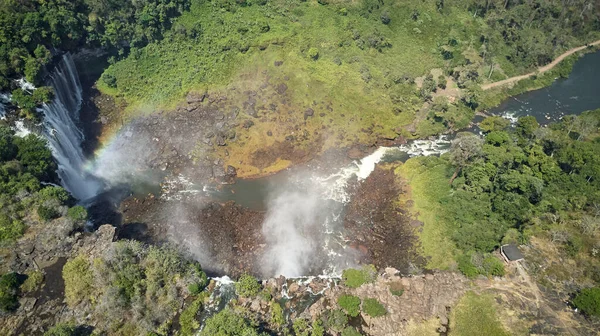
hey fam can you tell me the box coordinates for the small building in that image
[500,244,524,263]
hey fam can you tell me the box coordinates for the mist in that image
[260,188,326,277]
[87,124,160,189]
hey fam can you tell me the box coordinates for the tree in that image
[480,116,510,133]
[573,287,600,317]
[448,134,483,183]
[0,126,17,161]
[199,308,260,336]
[338,295,361,317]
[44,323,78,336]
[235,274,261,297]
[0,272,19,312]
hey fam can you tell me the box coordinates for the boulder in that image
[304,108,314,120]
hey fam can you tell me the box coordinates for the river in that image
[488,50,600,124]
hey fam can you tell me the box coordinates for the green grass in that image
[396,156,457,269]
[98,0,489,144]
[450,291,510,336]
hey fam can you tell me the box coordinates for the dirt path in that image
[482,40,600,90]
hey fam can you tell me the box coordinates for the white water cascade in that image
[39,54,101,200]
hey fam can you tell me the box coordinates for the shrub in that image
[292,318,310,336]
[0,272,19,312]
[327,309,348,332]
[67,206,87,221]
[44,323,77,336]
[21,270,44,293]
[235,274,261,297]
[312,318,325,336]
[0,214,26,243]
[362,298,386,317]
[32,87,54,104]
[38,205,60,221]
[342,327,362,336]
[338,294,361,317]
[179,295,204,336]
[308,47,319,60]
[63,255,94,306]
[380,12,390,24]
[102,73,117,88]
[0,272,20,312]
[39,186,70,204]
[482,255,505,277]
[342,265,377,288]
[271,302,285,327]
[438,75,447,89]
[573,287,600,317]
[199,308,260,335]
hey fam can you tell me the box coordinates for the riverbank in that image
[481,40,600,90]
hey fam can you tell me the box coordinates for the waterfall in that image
[39,53,101,200]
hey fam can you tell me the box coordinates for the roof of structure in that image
[501,244,524,261]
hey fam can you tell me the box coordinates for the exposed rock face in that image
[239,270,470,336]
[344,165,424,272]
[0,225,116,336]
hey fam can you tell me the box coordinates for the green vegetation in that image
[337,294,361,317]
[402,110,600,277]
[450,291,509,336]
[397,157,456,269]
[457,252,505,278]
[479,53,582,110]
[573,287,600,317]
[62,241,208,335]
[179,294,207,336]
[43,323,79,336]
[341,265,377,288]
[312,319,325,336]
[62,255,93,306]
[20,270,44,293]
[341,326,362,336]
[292,318,310,336]
[0,0,190,89]
[270,302,285,328]
[67,206,88,221]
[235,273,261,297]
[0,272,19,312]
[325,309,348,333]
[199,308,262,336]
[0,126,75,245]
[362,298,386,317]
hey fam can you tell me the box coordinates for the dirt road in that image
[482,40,600,90]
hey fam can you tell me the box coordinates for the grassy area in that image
[449,291,510,336]
[97,0,488,165]
[396,156,456,270]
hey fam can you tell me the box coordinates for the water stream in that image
[38,54,103,201]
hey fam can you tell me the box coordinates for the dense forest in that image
[0,0,190,89]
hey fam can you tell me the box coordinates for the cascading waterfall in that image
[39,54,101,200]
